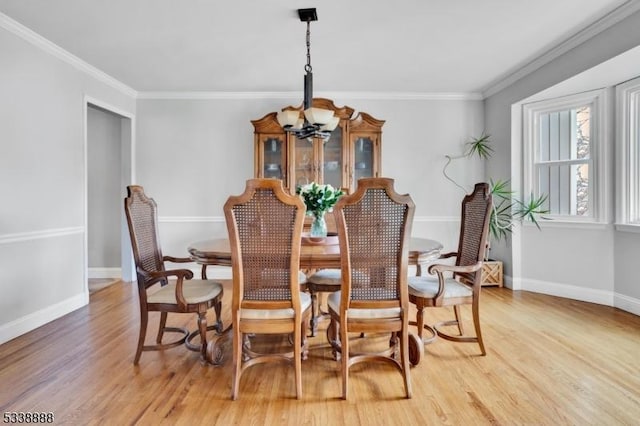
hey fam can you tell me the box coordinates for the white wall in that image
[0,22,135,343]
[484,9,640,313]
[135,96,485,260]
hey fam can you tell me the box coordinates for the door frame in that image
[83,95,136,295]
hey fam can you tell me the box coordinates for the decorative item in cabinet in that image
[251,113,287,183]
[252,98,384,193]
[348,112,384,189]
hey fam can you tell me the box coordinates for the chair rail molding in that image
[0,227,83,245]
[158,215,458,224]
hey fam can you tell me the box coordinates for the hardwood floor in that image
[1,280,639,425]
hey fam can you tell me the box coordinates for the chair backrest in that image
[334,178,415,308]
[124,185,166,290]
[455,182,493,283]
[224,179,306,309]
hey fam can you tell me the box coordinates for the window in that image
[616,76,640,230]
[523,90,607,222]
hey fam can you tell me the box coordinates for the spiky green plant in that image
[444,135,549,243]
[465,133,493,160]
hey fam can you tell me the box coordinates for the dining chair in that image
[326,177,415,399]
[224,178,311,400]
[124,185,224,365]
[408,182,492,361]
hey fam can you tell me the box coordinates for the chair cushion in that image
[306,268,341,286]
[407,275,473,299]
[241,291,312,320]
[298,270,308,285]
[147,279,223,305]
[327,291,401,319]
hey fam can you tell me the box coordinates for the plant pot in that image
[481,260,503,287]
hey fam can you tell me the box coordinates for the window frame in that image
[616,77,640,232]
[523,89,608,224]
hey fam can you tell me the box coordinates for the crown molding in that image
[137,91,483,101]
[0,12,137,98]
[481,0,640,99]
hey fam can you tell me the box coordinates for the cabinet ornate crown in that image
[251,98,384,193]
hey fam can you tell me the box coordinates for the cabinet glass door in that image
[294,139,315,188]
[262,136,285,180]
[322,126,344,189]
[353,136,374,182]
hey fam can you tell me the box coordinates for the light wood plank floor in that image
[1,280,639,425]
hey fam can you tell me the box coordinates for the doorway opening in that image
[84,97,135,296]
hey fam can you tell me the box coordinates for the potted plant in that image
[443,134,549,286]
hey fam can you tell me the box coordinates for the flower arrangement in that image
[296,182,344,237]
[296,182,344,215]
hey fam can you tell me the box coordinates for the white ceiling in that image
[0,0,633,94]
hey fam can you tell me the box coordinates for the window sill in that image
[522,220,610,231]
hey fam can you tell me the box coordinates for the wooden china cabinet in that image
[251,98,384,193]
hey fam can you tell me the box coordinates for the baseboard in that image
[88,267,121,279]
[521,278,614,306]
[614,292,640,316]
[0,293,88,345]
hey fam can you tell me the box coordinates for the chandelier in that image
[276,8,339,141]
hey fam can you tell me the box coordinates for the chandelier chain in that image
[305,20,312,73]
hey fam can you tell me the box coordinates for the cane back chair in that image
[408,182,492,359]
[124,185,224,365]
[224,179,311,400]
[327,177,415,399]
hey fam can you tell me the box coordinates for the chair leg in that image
[157,312,168,343]
[134,309,148,365]
[416,306,425,340]
[472,298,486,356]
[196,312,208,361]
[309,289,318,337]
[400,325,412,399]
[231,320,242,400]
[294,321,303,399]
[301,314,309,361]
[214,300,223,333]
[340,320,349,400]
[454,305,464,335]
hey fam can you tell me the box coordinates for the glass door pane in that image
[322,127,343,189]
[354,136,374,182]
[262,136,285,180]
[294,138,314,188]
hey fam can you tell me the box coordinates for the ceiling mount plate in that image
[298,8,318,22]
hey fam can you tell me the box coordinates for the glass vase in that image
[310,211,328,238]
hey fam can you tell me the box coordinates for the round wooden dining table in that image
[188,237,443,278]
[188,236,443,365]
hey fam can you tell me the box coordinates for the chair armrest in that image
[163,255,193,264]
[428,261,483,276]
[137,267,193,310]
[425,261,483,303]
[437,251,458,260]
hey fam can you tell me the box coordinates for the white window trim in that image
[615,77,640,232]
[522,89,609,224]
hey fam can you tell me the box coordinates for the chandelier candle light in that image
[296,182,344,238]
[276,8,340,141]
